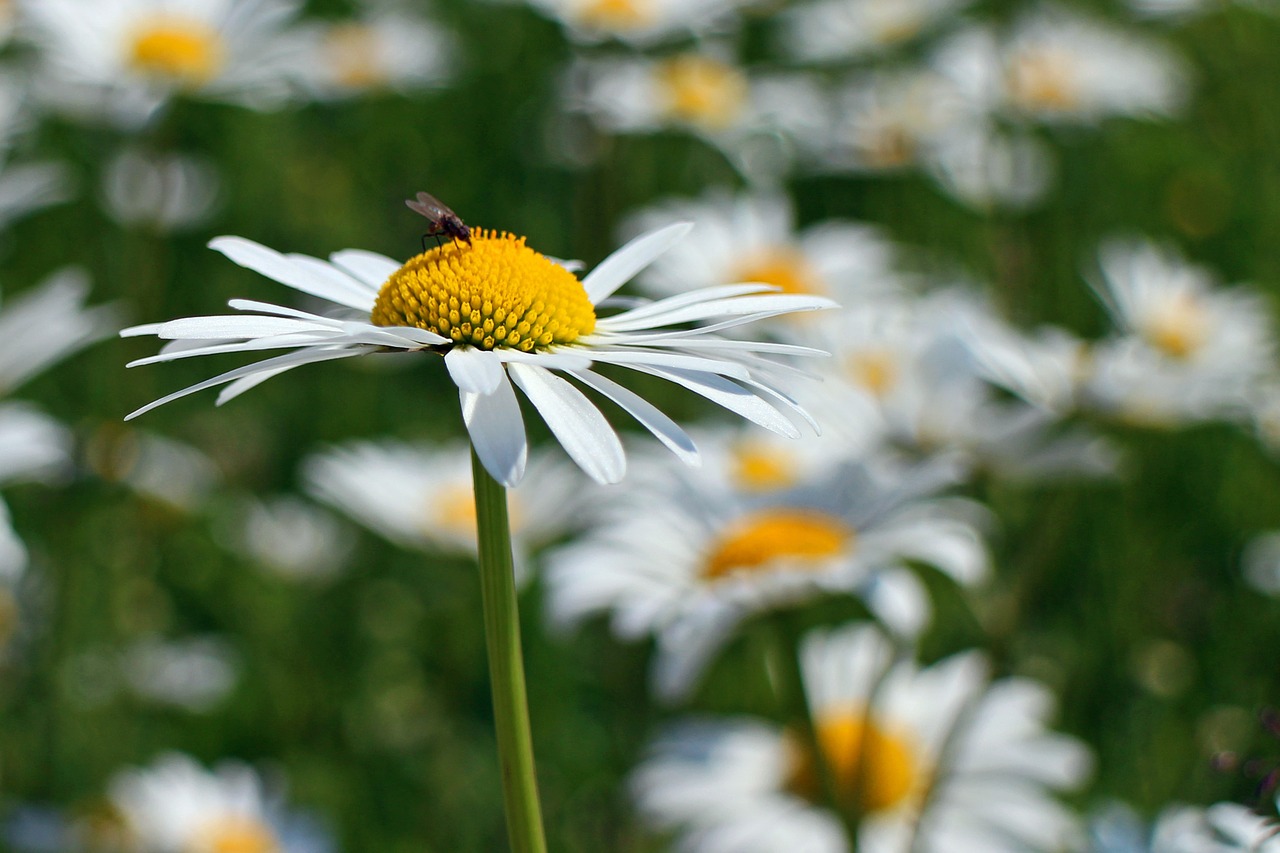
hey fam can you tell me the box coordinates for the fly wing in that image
[406,191,451,221]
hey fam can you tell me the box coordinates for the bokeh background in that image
[3,0,1280,850]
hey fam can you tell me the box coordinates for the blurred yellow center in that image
[657,56,747,130]
[847,349,899,397]
[786,713,919,815]
[735,248,821,296]
[435,486,525,539]
[129,18,224,85]
[1142,293,1208,359]
[732,443,798,492]
[325,24,384,88]
[581,0,653,30]
[200,818,280,853]
[703,510,851,580]
[372,230,596,352]
[1009,49,1078,111]
[860,121,916,169]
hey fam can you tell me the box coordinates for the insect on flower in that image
[407,190,472,248]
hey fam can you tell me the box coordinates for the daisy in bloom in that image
[215,496,353,581]
[632,624,1091,852]
[777,0,972,63]
[1084,239,1274,426]
[121,220,833,486]
[303,439,593,566]
[108,752,333,853]
[544,450,988,699]
[524,0,754,45]
[101,148,220,234]
[932,9,1188,127]
[20,0,307,128]
[290,1,454,100]
[621,190,906,308]
[563,53,829,176]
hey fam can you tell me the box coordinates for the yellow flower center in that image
[1142,293,1209,359]
[128,18,225,85]
[656,55,747,131]
[734,248,822,297]
[703,510,851,580]
[846,349,899,397]
[731,442,798,492]
[196,818,280,853]
[858,120,917,169]
[580,0,654,30]
[371,230,597,352]
[325,23,384,88]
[1008,49,1079,112]
[786,713,920,815]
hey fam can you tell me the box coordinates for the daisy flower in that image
[778,0,971,64]
[290,1,454,100]
[101,147,220,233]
[20,0,307,128]
[303,438,593,567]
[932,10,1188,126]
[544,451,988,699]
[524,0,754,45]
[121,221,834,486]
[632,624,1092,853]
[621,190,906,307]
[563,53,829,177]
[108,752,333,853]
[1084,239,1274,425]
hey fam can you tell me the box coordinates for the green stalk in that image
[770,615,862,850]
[471,448,548,853]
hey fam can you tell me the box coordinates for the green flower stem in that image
[771,614,862,851]
[471,448,548,853]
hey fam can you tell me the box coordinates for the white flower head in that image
[545,452,988,699]
[20,0,308,127]
[216,496,354,581]
[121,221,835,486]
[108,752,331,853]
[1085,239,1274,425]
[290,3,454,100]
[525,0,754,45]
[102,148,220,233]
[933,8,1189,125]
[622,189,907,308]
[563,54,829,178]
[778,0,972,63]
[633,624,1092,852]
[302,438,593,575]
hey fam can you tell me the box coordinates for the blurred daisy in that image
[20,0,307,127]
[303,439,591,568]
[291,2,454,100]
[545,453,987,699]
[108,752,333,853]
[121,222,834,486]
[1084,239,1273,425]
[525,0,753,45]
[924,122,1055,210]
[0,268,117,395]
[564,54,828,177]
[632,624,1091,852]
[87,426,222,512]
[778,0,972,63]
[215,495,353,581]
[121,634,239,712]
[933,11,1188,126]
[101,148,220,233]
[621,190,906,306]
[1147,802,1280,852]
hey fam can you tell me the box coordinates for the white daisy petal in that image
[633,365,800,438]
[583,222,694,304]
[445,346,505,395]
[507,362,626,485]
[328,249,401,287]
[571,369,700,466]
[461,371,528,487]
[210,236,374,310]
[154,315,337,340]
